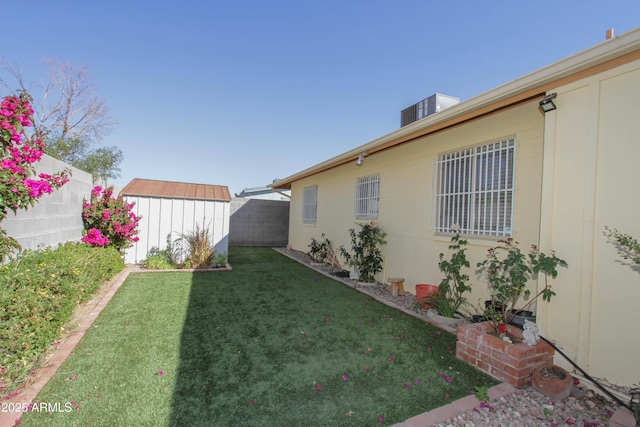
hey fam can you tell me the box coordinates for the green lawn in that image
[21,247,497,426]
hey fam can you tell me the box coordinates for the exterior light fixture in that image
[539,93,557,113]
[356,152,367,166]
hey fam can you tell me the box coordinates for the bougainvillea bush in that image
[0,243,123,397]
[82,185,140,252]
[0,92,70,261]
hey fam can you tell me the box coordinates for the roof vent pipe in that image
[606,28,615,40]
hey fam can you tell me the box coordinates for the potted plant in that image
[476,238,568,333]
[423,226,472,319]
[339,222,387,283]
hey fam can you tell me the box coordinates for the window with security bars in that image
[432,138,515,236]
[355,175,380,219]
[302,185,317,223]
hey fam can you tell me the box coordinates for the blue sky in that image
[2,1,639,195]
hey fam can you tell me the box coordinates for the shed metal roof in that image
[120,178,231,202]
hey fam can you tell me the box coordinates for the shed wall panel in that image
[124,196,230,264]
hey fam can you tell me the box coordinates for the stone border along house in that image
[121,178,231,265]
[271,28,640,388]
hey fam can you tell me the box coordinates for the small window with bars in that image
[355,175,380,219]
[302,185,318,224]
[432,138,515,236]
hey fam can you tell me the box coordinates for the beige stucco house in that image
[271,28,640,388]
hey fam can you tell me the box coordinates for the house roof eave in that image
[270,27,640,191]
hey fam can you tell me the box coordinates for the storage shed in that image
[120,178,231,265]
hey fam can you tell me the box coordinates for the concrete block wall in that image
[229,198,289,246]
[2,154,93,252]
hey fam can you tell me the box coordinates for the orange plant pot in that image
[415,284,440,309]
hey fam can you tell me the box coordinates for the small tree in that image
[2,59,121,184]
[477,239,567,330]
[339,222,387,283]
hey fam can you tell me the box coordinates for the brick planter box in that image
[456,321,554,388]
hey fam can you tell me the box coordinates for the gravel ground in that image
[274,247,629,427]
[435,385,619,427]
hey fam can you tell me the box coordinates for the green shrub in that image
[143,254,176,270]
[0,243,123,396]
[213,252,227,268]
[339,222,387,283]
[141,234,182,269]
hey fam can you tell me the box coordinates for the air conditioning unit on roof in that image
[400,93,459,127]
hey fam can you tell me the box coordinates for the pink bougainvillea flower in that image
[364,366,370,371]
[316,385,322,391]
[387,356,393,361]
[445,393,450,399]
[413,379,420,385]
[438,372,452,383]
[565,417,575,425]
[341,375,348,381]
[157,370,165,376]
[378,416,385,423]
[402,383,411,389]
[250,399,256,404]
[69,374,78,380]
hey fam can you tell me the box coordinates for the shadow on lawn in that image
[167,247,497,426]
[168,247,292,426]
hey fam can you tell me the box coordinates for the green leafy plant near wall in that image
[143,224,225,270]
[308,233,342,268]
[339,222,387,283]
[604,226,640,266]
[604,226,640,423]
[143,234,183,269]
[476,239,567,332]
[424,229,472,318]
